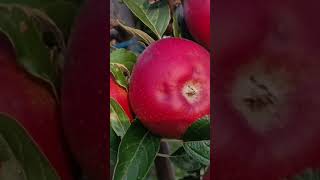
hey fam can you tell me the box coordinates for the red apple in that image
[110,77,133,121]
[213,0,320,179]
[213,0,269,60]
[184,0,211,49]
[61,0,108,179]
[129,38,210,139]
[0,34,73,179]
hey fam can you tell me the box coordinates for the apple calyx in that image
[231,61,290,134]
[182,81,201,104]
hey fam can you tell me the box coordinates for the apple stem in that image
[155,142,175,180]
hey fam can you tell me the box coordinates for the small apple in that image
[184,0,210,48]
[110,77,133,121]
[0,34,73,179]
[129,38,210,139]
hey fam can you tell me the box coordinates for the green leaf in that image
[183,115,210,141]
[110,127,121,167]
[122,0,170,39]
[118,21,155,45]
[110,63,129,90]
[113,120,161,180]
[287,169,320,180]
[0,0,79,37]
[110,48,137,73]
[183,140,210,166]
[172,8,181,38]
[170,147,203,172]
[0,113,59,180]
[110,98,131,138]
[0,0,61,8]
[42,1,79,38]
[163,139,183,154]
[110,127,121,178]
[0,5,63,97]
[0,134,27,180]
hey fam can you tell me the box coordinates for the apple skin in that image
[213,0,320,179]
[110,77,133,121]
[184,0,210,49]
[61,0,108,179]
[213,0,269,60]
[0,34,73,179]
[129,38,210,139]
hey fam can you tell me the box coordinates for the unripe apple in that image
[184,0,210,49]
[61,0,108,179]
[129,38,210,139]
[0,34,73,179]
[110,77,133,121]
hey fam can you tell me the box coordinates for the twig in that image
[155,142,175,180]
[168,0,182,13]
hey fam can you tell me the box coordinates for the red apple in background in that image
[110,77,133,121]
[213,0,320,179]
[0,34,73,179]
[184,0,210,49]
[61,0,108,179]
[129,38,210,139]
